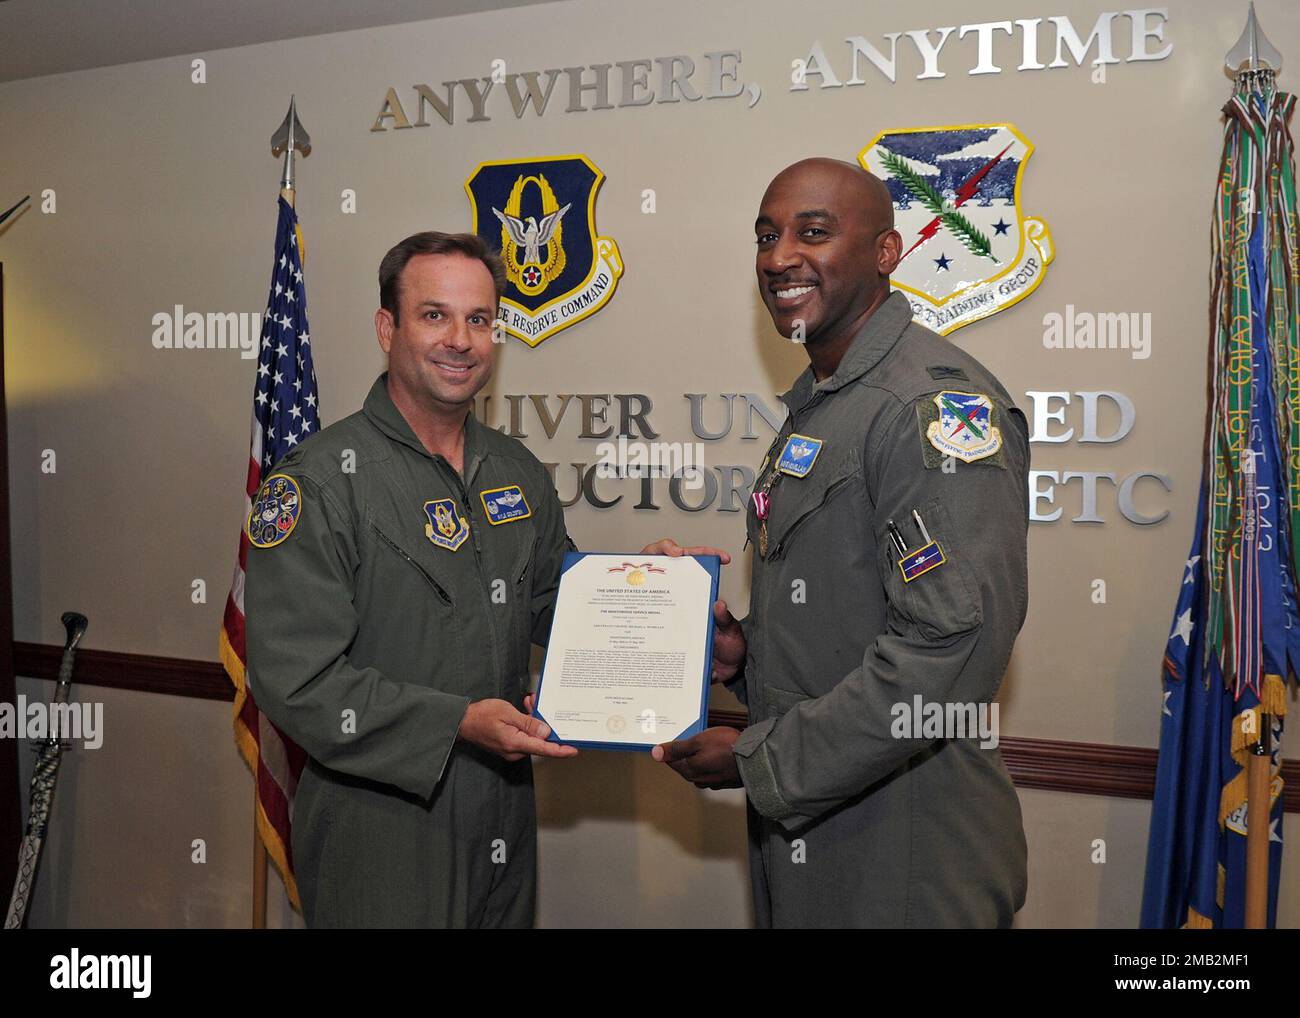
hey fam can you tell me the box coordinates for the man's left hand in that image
[640,537,731,564]
[651,726,742,789]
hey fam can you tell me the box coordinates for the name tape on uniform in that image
[480,484,531,525]
[776,434,824,478]
[899,540,946,582]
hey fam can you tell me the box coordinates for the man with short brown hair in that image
[246,231,576,928]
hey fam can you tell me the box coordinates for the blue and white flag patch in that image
[480,484,532,525]
[776,434,824,478]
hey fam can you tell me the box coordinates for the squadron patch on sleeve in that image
[480,484,532,525]
[247,474,302,548]
[916,391,1006,469]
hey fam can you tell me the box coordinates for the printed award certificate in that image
[532,552,720,750]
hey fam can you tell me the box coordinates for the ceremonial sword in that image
[4,612,88,929]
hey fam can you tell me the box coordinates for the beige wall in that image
[2,0,1297,926]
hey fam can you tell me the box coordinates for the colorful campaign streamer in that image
[1143,66,1296,929]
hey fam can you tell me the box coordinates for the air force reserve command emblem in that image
[466,155,624,347]
[247,473,301,549]
[480,484,531,525]
[922,391,1004,464]
[424,498,469,551]
[859,124,1054,336]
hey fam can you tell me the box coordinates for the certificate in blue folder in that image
[532,552,720,751]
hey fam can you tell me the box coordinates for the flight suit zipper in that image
[433,454,504,699]
[748,387,826,554]
[754,388,831,702]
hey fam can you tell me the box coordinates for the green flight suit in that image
[245,373,572,928]
[731,291,1030,928]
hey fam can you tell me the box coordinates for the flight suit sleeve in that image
[245,472,470,801]
[528,468,577,647]
[732,394,1029,828]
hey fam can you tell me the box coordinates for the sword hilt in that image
[53,612,87,702]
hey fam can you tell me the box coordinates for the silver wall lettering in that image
[1118,472,1172,525]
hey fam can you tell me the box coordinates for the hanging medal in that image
[753,462,780,557]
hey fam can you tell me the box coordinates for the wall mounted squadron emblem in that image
[466,155,624,347]
[859,124,1054,336]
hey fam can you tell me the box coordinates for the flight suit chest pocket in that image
[881,498,982,642]
[768,452,860,560]
[361,508,454,609]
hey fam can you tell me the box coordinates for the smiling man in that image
[651,158,1031,927]
[245,231,577,928]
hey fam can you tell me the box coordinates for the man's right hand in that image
[458,699,578,761]
[711,599,746,683]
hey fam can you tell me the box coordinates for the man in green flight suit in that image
[245,232,578,928]
[650,158,1030,927]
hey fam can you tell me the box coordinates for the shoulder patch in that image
[247,473,302,548]
[915,391,1006,469]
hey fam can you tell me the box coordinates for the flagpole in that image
[252,783,267,929]
[247,96,312,930]
[1245,726,1270,927]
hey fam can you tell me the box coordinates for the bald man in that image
[650,158,1030,927]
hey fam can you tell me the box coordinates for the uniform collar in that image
[362,373,484,481]
[780,290,913,410]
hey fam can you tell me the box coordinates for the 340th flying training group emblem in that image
[859,123,1054,336]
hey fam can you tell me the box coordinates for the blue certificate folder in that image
[531,551,720,752]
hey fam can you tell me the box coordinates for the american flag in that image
[220,195,319,913]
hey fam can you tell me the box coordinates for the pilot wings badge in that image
[466,155,624,347]
[858,124,1054,336]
